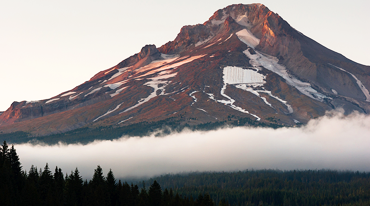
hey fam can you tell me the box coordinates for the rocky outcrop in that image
[158,24,212,54]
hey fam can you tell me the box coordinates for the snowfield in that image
[236,29,260,48]
[234,14,252,28]
[223,66,265,85]
[204,66,262,121]
[329,63,370,102]
[236,84,294,113]
[243,49,327,102]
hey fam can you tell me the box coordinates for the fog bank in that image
[15,111,370,179]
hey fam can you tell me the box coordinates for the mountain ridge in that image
[1,3,369,142]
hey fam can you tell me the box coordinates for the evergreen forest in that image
[1,141,370,206]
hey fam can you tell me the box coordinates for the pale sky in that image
[1,0,369,111]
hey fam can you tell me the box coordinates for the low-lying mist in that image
[15,110,370,179]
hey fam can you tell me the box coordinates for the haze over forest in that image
[15,110,370,179]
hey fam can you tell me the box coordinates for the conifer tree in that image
[91,165,109,206]
[9,145,23,190]
[119,181,131,205]
[0,141,13,205]
[8,145,21,174]
[131,184,140,206]
[106,169,117,205]
[65,168,83,205]
[139,185,149,206]
[53,166,64,206]
[0,141,9,165]
[92,165,105,186]
[149,180,162,206]
[39,163,54,205]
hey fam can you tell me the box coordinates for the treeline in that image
[0,141,218,206]
[1,116,282,145]
[147,170,370,206]
[3,140,370,206]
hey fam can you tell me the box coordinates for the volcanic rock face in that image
[1,3,370,138]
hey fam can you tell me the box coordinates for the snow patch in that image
[234,14,252,28]
[218,83,261,121]
[108,67,129,81]
[223,66,265,85]
[203,42,217,49]
[120,80,168,113]
[197,108,207,113]
[206,93,216,101]
[332,89,338,95]
[110,87,127,98]
[85,87,102,97]
[61,91,76,97]
[329,63,370,102]
[24,101,40,108]
[262,91,293,113]
[135,55,205,79]
[45,98,59,104]
[104,67,116,75]
[105,81,125,90]
[149,73,177,80]
[26,100,39,105]
[236,85,293,113]
[223,34,233,43]
[69,92,82,100]
[189,91,198,106]
[118,117,133,124]
[236,29,260,48]
[243,49,327,102]
[204,67,262,121]
[236,84,273,108]
[293,119,300,124]
[93,103,123,122]
[195,36,213,47]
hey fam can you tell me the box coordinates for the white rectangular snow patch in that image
[223,66,265,85]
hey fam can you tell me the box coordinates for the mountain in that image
[1,4,370,142]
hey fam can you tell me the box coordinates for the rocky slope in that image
[1,4,369,141]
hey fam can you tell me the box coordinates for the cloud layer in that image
[15,111,370,179]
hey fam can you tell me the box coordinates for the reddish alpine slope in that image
[1,4,369,137]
